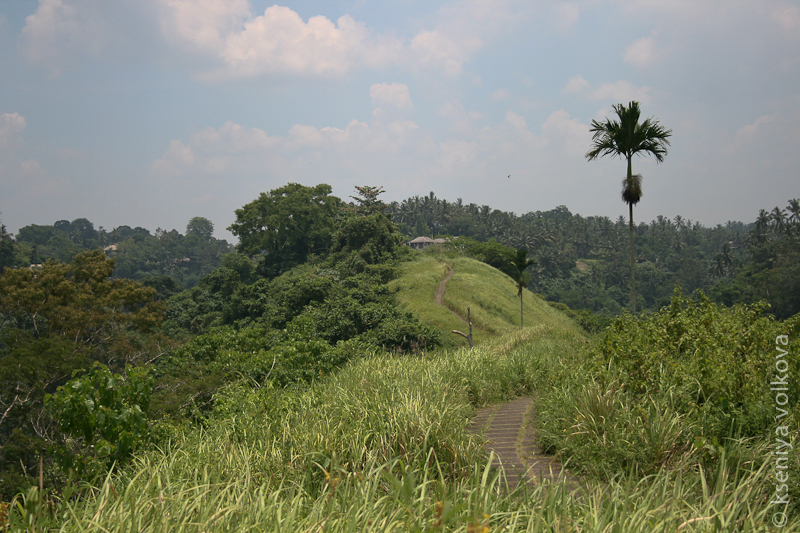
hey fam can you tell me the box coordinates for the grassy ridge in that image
[390,250,584,347]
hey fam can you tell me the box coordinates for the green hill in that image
[390,250,586,347]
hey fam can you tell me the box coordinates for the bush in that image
[46,363,153,478]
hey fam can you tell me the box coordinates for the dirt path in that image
[469,397,579,491]
[435,266,454,305]
[435,266,468,324]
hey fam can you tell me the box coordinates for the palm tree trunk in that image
[627,157,636,314]
[520,294,524,328]
[629,201,636,314]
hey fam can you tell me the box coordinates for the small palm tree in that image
[511,249,537,328]
[586,101,672,314]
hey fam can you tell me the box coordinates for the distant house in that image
[103,243,118,252]
[405,236,446,250]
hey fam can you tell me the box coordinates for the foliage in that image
[449,237,517,279]
[229,183,342,278]
[387,192,773,317]
[0,252,163,495]
[45,363,153,477]
[185,216,214,241]
[592,290,799,438]
[536,289,799,491]
[0,250,163,351]
[0,222,14,273]
[13,217,233,288]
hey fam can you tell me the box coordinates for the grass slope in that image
[390,250,585,347]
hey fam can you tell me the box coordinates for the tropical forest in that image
[1,110,799,530]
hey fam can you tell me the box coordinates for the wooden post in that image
[452,307,474,348]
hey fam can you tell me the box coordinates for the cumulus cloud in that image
[369,83,414,111]
[562,75,589,94]
[219,6,403,76]
[771,3,800,33]
[20,0,155,76]
[541,110,590,157]
[624,34,658,68]
[152,116,424,182]
[0,111,67,207]
[0,112,26,150]
[590,80,652,105]
[549,2,580,32]
[20,0,529,79]
[490,89,509,101]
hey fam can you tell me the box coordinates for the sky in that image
[1,0,799,242]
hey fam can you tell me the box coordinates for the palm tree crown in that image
[585,101,672,313]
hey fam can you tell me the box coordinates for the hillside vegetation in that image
[391,250,585,347]
[2,184,798,530]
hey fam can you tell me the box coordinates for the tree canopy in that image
[228,183,342,277]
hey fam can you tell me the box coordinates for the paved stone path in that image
[470,397,574,490]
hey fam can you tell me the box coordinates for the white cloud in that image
[409,30,472,76]
[20,0,151,76]
[370,83,414,118]
[624,34,657,68]
[437,139,477,172]
[549,2,580,32]
[490,89,509,101]
[161,0,250,52]
[219,6,403,77]
[562,75,589,94]
[771,3,800,33]
[19,1,534,80]
[152,139,195,176]
[590,80,652,105]
[541,110,590,157]
[0,111,66,205]
[0,112,26,150]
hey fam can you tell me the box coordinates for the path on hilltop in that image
[434,266,577,490]
[436,265,579,489]
[469,398,578,490]
[435,266,467,323]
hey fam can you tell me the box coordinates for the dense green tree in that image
[16,224,62,246]
[0,251,163,494]
[586,101,672,313]
[186,217,215,241]
[68,218,97,246]
[0,221,14,272]
[229,183,342,277]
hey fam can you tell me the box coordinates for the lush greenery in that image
[2,181,799,530]
[389,194,799,319]
[0,251,164,498]
[4,216,232,289]
[4,317,797,530]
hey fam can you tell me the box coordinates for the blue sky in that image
[2,0,799,241]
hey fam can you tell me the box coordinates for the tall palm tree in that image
[787,199,800,226]
[585,101,672,314]
[511,249,537,328]
[771,206,788,237]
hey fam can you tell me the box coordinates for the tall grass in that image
[6,323,793,531]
